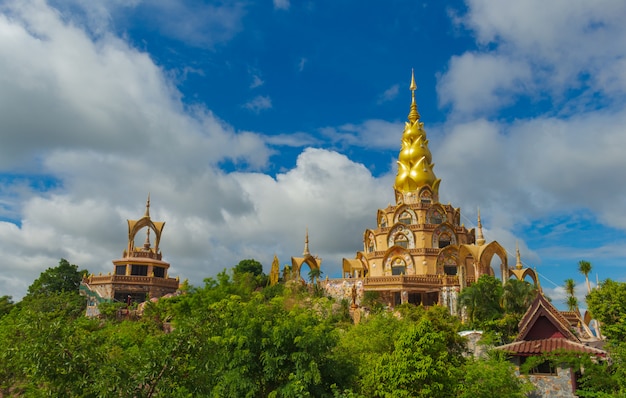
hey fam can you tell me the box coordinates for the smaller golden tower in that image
[84,195,179,303]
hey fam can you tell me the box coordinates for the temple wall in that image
[322,279,363,305]
[510,358,576,398]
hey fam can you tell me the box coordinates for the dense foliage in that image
[17,259,626,397]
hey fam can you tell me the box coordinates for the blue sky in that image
[1,0,626,309]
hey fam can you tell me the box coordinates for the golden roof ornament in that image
[515,241,523,270]
[145,193,151,217]
[394,70,440,198]
[476,208,486,246]
[303,227,310,257]
[144,228,151,250]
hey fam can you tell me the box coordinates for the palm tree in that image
[564,278,578,311]
[501,279,537,314]
[308,267,322,284]
[566,295,579,312]
[578,260,592,294]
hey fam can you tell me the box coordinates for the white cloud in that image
[320,120,402,150]
[0,0,275,299]
[440,0,626,116]
[243,95,272,113]
[437,53,531,116]
[250,74,264,89]
[377,84,399,104]
[298,57,307,72]
[273,0,290,11]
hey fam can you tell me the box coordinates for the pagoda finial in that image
[144,228,151,250]
[515,241,523,270]
[303,227,310,256]
[145,193,151,218]
[393,70,439,199]
[476,208,485,246]
[408,69,420,123]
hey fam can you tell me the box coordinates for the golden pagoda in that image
[341,71,510,310]
[83,196,179,305]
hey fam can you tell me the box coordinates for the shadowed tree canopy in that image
[233,259,264,276]
[26,258,86,297]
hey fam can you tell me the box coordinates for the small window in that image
[380,217,387,228]
[444,265,457,276]
[392,266,406,275]
[367,236,376,253]
[521,357,557,375]
[395,234,408,248]
[131,264,148,276]
[153,267,165,278]
[399,211,412,225]
[430,209,443,224]
[439,232,451,248]
[115,265,126,275]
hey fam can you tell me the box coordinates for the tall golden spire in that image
[476,208,485,246]
[393,71,440,199]
[303,228,310,256]
[408,69,420,123]
[144,228,151,249]
[144,193,151,218]
[515,241,523,270]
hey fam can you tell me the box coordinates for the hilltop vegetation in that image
[0,259,624,397]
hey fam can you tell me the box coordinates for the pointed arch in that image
[382,246,415,276]
[387,224,415,249]
[453,208,461,227]
[128,217,165,253]
[363,229,377,253]
[436,245,459,275]
[393,205,417,225]
[480,241,508,281]
[418,187,433,204]
[426,204,446,224]
[431,223,457,248]
[377,209,388,228]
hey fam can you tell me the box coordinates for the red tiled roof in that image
[496,338,606,356]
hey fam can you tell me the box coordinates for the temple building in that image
[339,71,537,311]
[81,197,179,315]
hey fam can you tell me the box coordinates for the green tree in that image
[308,267,322,284]
[564,278,578,311]
[459,275,504,327]
[0,296,13,318]
[459,354,532,398]
[578,260,593,294]
[586,279,626,342]
[27,258,86,296]
[234,258,264,276]
[501,279,536,315]
[364,317,464,397]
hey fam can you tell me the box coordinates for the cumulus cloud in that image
[377,84,399,104]
[440,0,626,116]
[273,0,290,11]
[243,95,272,113]
[0,0,274,298]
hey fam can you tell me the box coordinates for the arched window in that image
[439,232,451,248]
[391,258,406,275]
[399,211,412,225]
[380,216,387,228]
[420,189,432,204]
[427,207,444,224]
[367,235,375,253]
[394,234,408,248]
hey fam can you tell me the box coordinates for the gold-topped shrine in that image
[341,71,512,310]
[83,196,179,304]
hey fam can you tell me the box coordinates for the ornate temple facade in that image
[81,197,179,314]
[338,72,537,311]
